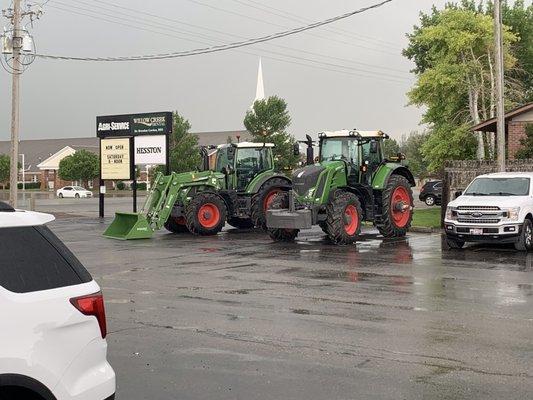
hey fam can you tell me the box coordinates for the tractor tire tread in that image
[325,190,362,245]
[267,192,299,242]
[185,192,227,236]
[251,177,290,230]
[376,175,413,238]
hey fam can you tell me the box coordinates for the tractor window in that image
[361,140,383,168]
[215,148,231,172]
[235,147,272,189]
[320,138,359,165]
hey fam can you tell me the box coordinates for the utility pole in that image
[494,0,506,172]
[9,0,21,207]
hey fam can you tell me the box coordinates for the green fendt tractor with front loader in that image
[104,142,291,239]
[266,130,415,244]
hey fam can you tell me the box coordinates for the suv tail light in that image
[70,292,107,338]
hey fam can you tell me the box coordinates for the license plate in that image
[470,228,483,235]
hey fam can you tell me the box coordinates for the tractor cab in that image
[215,142,275,191]
[318,130,387,185]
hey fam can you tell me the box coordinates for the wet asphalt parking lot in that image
[50,216,533,400]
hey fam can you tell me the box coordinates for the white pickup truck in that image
[444,172,533,251]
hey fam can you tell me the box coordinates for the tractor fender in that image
[372,164,415,190]
[246,172,291,194]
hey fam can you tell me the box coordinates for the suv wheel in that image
[424,195,436,206]
[515,219,533,251]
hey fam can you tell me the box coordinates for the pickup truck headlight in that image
[503,207,520,221]
[445,206,457,220]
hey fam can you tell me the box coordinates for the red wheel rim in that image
[263,189,281,210]
[175,217,186,225]
[344,204,359,235]
[197,203,220,228]
[391,186,411,228]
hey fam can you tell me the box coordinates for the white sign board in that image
[101,138,131,180]
[134,135,167,165]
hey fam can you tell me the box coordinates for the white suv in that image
[0,202,115,400]
[444,172,533,251]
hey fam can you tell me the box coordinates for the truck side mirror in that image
[370,140,378,154]
[454,190,463,199]
[293,143,300,156]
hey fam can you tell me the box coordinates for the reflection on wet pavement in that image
[51,219,533,400]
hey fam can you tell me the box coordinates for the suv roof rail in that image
[0,201,15,212]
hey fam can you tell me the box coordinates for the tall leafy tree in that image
[404,4,523,171]
[168,111,202,173]
[400,131,431,178]
[58,150,99,187]
[244,96,299,171]
[382,138,400,158]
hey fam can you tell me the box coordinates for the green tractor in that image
[104,142,291,240]
[266,130,415,244]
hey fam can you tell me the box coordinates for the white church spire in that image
[252,58,265,107]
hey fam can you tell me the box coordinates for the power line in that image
[36,0,396,62]
[230,0,402,50]
[65,0,410,76]
[45,2,410,83]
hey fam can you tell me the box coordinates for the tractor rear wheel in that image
[377,175,413,238]
[185,192,227,236]
[251,177,288,229]
[325,190,363,245]
[267,192,299,242]
[164,216,189,234]
[227,217,254,229]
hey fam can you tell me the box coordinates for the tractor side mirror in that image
[227,146,236,161]
[396,152,406,160]
[222,165,235,175]
[293,142,300,156]
[370,140,378,154]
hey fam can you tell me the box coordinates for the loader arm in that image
[142,172,184,231]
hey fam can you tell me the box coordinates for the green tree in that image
[167,111,202,173]
[0,154,10,189]
[58,150,99,187]
[515,124,533,159]
[382,138,400,158]
[399,131,431,178]
[404,5,522,171]
[244,96,299,171]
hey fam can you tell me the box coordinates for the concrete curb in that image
[410,226,443,234]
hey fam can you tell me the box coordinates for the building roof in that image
[218,141,274,148]
[195,130,251,146]
[0,137,99,173]
[471,102,533,132]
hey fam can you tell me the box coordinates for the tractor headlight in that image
[445,206,457,220]
[503,207,520,221]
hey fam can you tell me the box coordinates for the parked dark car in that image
[419,180,442,206]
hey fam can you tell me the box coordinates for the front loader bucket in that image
[103,212,154,240]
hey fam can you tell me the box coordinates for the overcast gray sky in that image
[0,0,451,141]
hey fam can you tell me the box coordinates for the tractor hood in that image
[292,165,326,196]
[292,161,346,201]
[174,170,224,183]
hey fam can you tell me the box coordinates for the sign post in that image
[96,111,172,218]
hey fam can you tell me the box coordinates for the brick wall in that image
[508,121,528,159]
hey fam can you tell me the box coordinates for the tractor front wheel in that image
[267,192,299,242]
[164,216,189,234]
[185,192,227,236]
[325,190,363,245]
[377,175,413,238]
[251,177,288,229]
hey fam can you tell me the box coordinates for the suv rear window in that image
[0,226,92,293]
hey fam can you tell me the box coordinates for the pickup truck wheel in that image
[267,192,299,242]
[325,190,362,245]
[515,219,533,251]
[185,192,227,236]
[164,217,189,233]
[445,237,465,249]
[424,195,436,206]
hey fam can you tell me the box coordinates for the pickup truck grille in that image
[457,218,500,224]
[457,206,500,211]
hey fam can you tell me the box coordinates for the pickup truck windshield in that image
[464,177,530,196]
